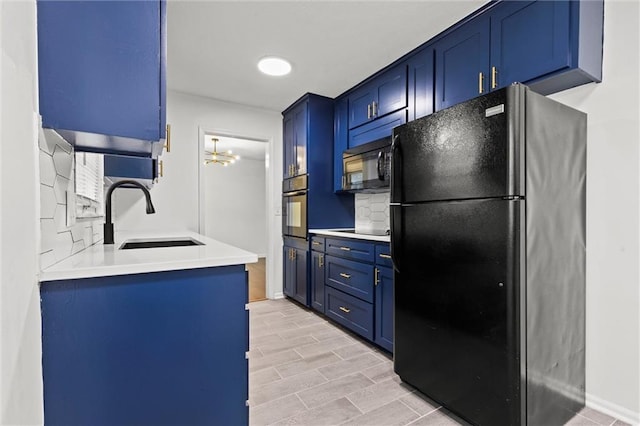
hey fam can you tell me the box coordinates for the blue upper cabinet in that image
[490,1,570,92]
[294,103,308,176]
[333,96,348,192]
[407,46,435,121]
[434,0,603,111]
[434,15,491,111]
[349,85,376,130]
[283,113,295,178]
[491,0,603,95]
[348,64,407,130]
[282,101,308,178]
[37,0,167,157]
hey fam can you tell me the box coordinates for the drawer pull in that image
[379,253,391,259]
[312,241,322,246]
[339,273,351,279]
[339,306,351,313]
[339,246,351,251]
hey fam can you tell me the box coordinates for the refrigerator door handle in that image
[390,134,402,204]
[390,204,401,273]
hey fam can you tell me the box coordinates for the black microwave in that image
[342,138,391,192]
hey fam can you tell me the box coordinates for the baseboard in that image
[586,392,640,425]
[272,292,285,300]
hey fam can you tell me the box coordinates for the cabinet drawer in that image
[325,238,374,263]
[310,236,325,252]
[325,255,374,303]
[325,287,374,341]
[375,244,392,268]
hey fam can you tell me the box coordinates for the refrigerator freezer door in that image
[391,86,524,204]
[393,198,523,425]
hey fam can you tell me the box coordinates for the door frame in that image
[198,126,279,299]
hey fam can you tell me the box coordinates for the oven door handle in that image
[283,190,307,197]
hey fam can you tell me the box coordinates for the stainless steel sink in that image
[119,238,203,250]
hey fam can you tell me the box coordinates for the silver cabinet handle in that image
[339,306,351,313]
[339,273,351,279]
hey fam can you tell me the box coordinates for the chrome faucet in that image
[103,180,156,244]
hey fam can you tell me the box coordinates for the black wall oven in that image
[282,175,307,239]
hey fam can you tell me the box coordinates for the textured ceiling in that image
[167,1,486,112]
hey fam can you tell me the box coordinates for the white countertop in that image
[40,231,258,282]
[310,229,391,243]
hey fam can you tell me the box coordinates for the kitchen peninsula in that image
[39,231,257,426]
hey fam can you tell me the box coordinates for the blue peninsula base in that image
[40,265,248,426]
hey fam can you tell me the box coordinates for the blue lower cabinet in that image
[374,266,394,352]
[325,255,374,303]
[325,287,374,341]
[40,265,249,426]
[311,251,326,313]
[283,239,309,306]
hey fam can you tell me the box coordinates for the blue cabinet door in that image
[434,15,490,111]
[375,266,394,352]
[334,97,348,192]
[375,64,407,119]
[283,113,295,178]
[294,103,308,176]
[348,84,375,130]
[408,47,434,121]
[283,246,294,298]
[490,1,571,91]
[37,1,166,145]
[293,247,309,305]
[311,251,325,313]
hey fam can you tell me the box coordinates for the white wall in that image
[0,0,44,423]
[204,157,268,256]
[549,1,639,422]
[114,91,283,297]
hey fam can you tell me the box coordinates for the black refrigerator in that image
[391,84,586,426]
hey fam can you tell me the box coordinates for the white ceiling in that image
[167,1,486,112]
[204,135,267,161]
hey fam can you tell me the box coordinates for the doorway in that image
[199,131,269,302]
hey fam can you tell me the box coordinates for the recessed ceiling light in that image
[257,56,292,76]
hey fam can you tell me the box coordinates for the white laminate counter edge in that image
[309,229,390,243]
[40,231,258,282]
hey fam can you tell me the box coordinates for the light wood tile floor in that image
[249,299,629,426]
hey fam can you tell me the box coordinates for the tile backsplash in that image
[355,192,390,235]
[39,128,103,270]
